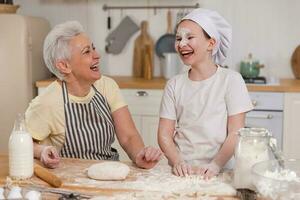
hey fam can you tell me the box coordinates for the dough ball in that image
[87,161,130,180]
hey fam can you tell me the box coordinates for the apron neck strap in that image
[62,81,70,103]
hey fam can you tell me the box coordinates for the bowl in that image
[251,159,300,200]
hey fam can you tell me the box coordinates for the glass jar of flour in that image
[234,128,272,190]
[9,113,33,180]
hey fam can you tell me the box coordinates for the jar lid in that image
[238,127,271,137]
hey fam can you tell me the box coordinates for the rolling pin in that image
[34,163,62,188]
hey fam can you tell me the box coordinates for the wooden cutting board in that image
[143,44,153,80]
[291,45,300,79]
[132,21,154,78]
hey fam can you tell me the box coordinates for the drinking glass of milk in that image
[9,113,33,180]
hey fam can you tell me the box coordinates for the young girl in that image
[158,8,253,178]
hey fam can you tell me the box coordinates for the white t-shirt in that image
[159,66,253,168]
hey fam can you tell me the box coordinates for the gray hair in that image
[43,21,85,80]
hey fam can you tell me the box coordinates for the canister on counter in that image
[234,128,273,190]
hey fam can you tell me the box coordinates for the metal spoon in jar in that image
[269,137,285,169]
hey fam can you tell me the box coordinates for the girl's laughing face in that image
[175,20,215,66]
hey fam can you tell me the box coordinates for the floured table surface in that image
[0,155,240,199]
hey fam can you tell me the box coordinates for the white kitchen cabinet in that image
[112,115,160,161]
[283,93,300,159]
[111,115,141,161]
[113,89,163,161]
[141,116,160,148]
[247,92,284,149]
[121,89,163,116]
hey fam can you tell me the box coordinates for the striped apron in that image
[60,81,119,160]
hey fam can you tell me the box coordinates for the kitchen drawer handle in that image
[247,114,274,119]
[251,100,258,107]
[136,91,149,97]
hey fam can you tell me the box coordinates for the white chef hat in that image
[181,8,232,65]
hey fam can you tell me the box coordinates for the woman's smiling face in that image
[67,33,101,84]
[175,20,213,66]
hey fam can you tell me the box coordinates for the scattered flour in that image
[256,169,300,200]
[90,192,219,200]
[264,169,300,182]
[74,164,236,197]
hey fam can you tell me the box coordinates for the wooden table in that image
[0,155,240,199]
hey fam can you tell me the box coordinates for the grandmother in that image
[25,21,162,169]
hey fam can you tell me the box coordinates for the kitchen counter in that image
[0,155,240,200]
[36,76,300,92]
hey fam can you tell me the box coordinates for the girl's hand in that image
[172,161,192,177]
[195,161,221,179]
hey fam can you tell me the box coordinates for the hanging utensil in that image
[107,9,111,30]
[155,10,176,58]
[105,16,139,54]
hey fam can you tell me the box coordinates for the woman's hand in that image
[194,161,221,179]
[134,146,162,169]
[172,161,192,177]
[40,146,60,169]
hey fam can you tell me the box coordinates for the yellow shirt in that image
[25,76,127,150]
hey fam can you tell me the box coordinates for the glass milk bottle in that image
[9,113,33,180]
[234,128,272,190]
